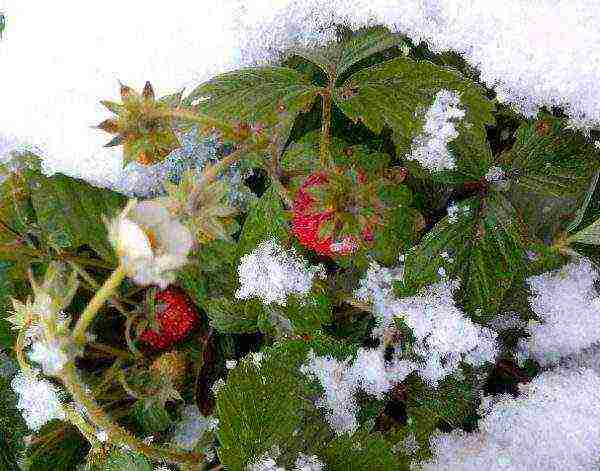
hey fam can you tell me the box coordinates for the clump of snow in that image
[247,446,286,471]
[354,262,498,388]
[11,371,66,431]
[172,404,219,451]
[294,453,325,471]
[418,367,600,471]
[406,90,465,172]
[300,346,416,435]
[28,338,71,376]
[236,239,326,306]
[300,350,359,435]
[516,257,600,367]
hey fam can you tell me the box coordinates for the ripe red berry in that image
[139,287,198,349]
[291,171,374,257]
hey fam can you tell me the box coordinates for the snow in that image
[516,257,600,367]
[406,89,464,172]
[236,239,325,307]
[418,367,600,471]
[1,1,600,194]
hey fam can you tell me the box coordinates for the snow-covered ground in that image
[1,0,600,193]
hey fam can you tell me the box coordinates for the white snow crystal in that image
[419,367,600,471]
[28,338,71,376]
[354,261,405,336]
[172,404,219,451]
[236,239,326,306]
[300,350,359,435]
[516,257,600,367]
[3,0,600,194]
[11,371,66,431]
[247,449,286,471]
[406,90,465,172]
[355,261,498,387]
[294,453,325,471]
[483,166,505,183]
[301,347,415,435]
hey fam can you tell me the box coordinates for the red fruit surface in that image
[139,287,198,349]
[291,172,374,257]
[292,172,335,257]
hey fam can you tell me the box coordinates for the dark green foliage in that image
[216,337,357,470]
[237,185,290,256]
[23,169,125,263]
[320,427,409,471]
[498,114,600,242]
[403,192,527,320]
[24,423,88,471]
[0,373,28,469]
[290,27,404,85]
[130,401,172,435]
[332,56,495,182]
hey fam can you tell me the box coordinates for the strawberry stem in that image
[320,87,333,168]
[72,264,127,345]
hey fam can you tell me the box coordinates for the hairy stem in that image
[72,265,127,345]
[153,108,235,138]
[320,88,333,168]
[61,363,204,465]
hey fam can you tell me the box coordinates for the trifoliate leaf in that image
[290,26,403,84]
[403,191,527,320]
[333,56,495,183]
[498,115,600,241]
[24,169,125,263]
[185,66,321,160]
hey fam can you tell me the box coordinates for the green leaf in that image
[131,400,172,435]
[24,169,125,263]
[568,215,600,245]
[405,373,479,433]
[104,449,152,471]
[185,66,320,158]
[216,340,317,470]
[333,56,495,182]
[0,372,28,468]
[216,337,355,470]
[320,427,408,471]
[290,26,403,84]
[0,261,18,349]
[237,185,289,257]
[204,296,263,333]
[404,191,527,319]
[277,291,333,335]
[498,116,600,241]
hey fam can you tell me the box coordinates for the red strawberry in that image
[139,287,198,349]
[291,170,376,257]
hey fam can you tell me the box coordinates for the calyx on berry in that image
[291,165,399,257]
[137,286,198,350]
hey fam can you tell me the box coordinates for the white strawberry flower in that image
[109,199,193,289]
